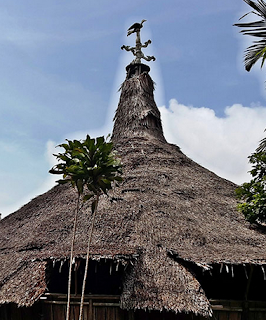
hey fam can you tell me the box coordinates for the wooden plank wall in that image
[41,295,130,320]
[211,300,266,320]
[42,304,128,320]
[1,298,266,320]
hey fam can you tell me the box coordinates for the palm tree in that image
[49,135,122,320]
[256,130,266,152]
[235,1,266,153]
[235,0,266,72]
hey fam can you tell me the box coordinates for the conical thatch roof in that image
[112,63,166,143]
[1,64,266,317]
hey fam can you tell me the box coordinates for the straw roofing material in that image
[0,181,137,307]
[0,259,46,307]
[1,69,266,316]
[121,248,211,316]
[113,135,266,265]
[112,70,166,143]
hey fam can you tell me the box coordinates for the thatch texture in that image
[112,135,266,265]
[121,248,211,316]
[0,259,46,307]
[112,71,166,143]
[1,66,266,316]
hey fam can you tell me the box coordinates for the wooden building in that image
[1,56,266,319]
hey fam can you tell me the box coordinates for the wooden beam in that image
[245,265,254,301]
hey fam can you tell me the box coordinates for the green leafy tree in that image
[236,152,266,223]
[49,135,122,320]
[234,0,266,72]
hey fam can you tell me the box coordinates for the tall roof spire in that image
[112,21,165,143]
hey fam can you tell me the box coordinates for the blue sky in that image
[1,0,266,217]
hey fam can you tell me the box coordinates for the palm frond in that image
[256,130,266,152]
[241,29,266,37]
[235,20,265,28]
[244,40,266,70]
[243,0,266,17]
[235,0,266,71]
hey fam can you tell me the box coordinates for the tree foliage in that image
[50,135,122,202]
[236,152,266,223]
[234,0,266,72]
[49,134,122,320]
[256,129,266,152]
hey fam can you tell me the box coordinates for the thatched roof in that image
[1,64,266,317]
[112,63,166,143]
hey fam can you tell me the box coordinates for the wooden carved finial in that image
[121,19,156,64]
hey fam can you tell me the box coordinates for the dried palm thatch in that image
[112,67,166,143]
[1,65,266,317]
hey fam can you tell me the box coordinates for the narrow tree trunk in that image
[66,193,80,320]
[78,193,99,320]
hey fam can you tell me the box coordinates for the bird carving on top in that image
[127,19,147,36]
[122,19,155,64]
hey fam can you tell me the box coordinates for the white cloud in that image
[160,99,266,185]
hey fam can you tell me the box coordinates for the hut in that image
[1,25,266,320]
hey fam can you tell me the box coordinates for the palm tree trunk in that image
[66,193,80,320]
[78,193,99,320]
